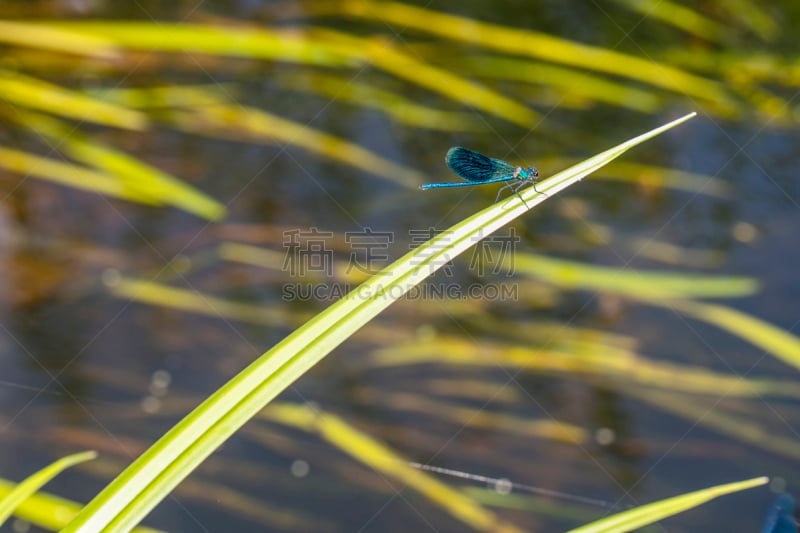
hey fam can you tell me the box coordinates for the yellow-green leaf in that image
[13,110,225,220]
[655,299,800,371]
[302,1,737,112]
[510,252,758,299]
[0,478,163,533]
[0,451,97,526]
[0,69,146,130]
[0,145,159,204]
[568,476,768,532]
[264,403,526,533]
[0,21,118,58]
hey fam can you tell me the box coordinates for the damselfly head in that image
[514,166,539,181]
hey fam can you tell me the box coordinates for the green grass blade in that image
[58,139,227,221]
[91,85,425,187]
[612,0,729,43]
[626,237,726,268]
[301,1,735,111]
[36,22,358,67]
[316,29,538,127]
[0,479,163,533]
[567,476,768,532]
[39,21,535,126]
[370,337,800,399]
[264,403,526,533]
[89,85,236,109]
[624,386,800,460]
[350,391,589,443]
[0,145,160,204]
[275,71,484,131]
[12,110,225,220]
[510,252,758,299]
[174,99,425,188]
[0,21,119,58]
[715,0,778,41]
[62,112,695,533]
[0,69,146,130]
[653,299,800,371]
[444,56,664,113]
[0,451,97,526]
[108,277,302,327]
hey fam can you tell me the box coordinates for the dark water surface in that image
[0,1,798,532]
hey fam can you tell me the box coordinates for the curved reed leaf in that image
[652,299,800,371]
[510,253,758,299]
[39,21,535,126]
[715,0,778,41]
[0,21,118,58]
[612,0,729,43]
[0,70,146,130]
[661,48,800,89]
[567,476,768,533]
[65,142,226,221]
[0,146,159,204]
[462,487,601,524]
[37,22,359,66]
[446,56,664,113]
[300,1,736,111]
[264,403,526,533]
[216,242,287,270]
[108,277,303,327]
[727,81,793,125]
[626,238,725,268]
[275,71,484,131]
[657,49,797,124]
[0,479,163,533]
[12,111,225,220]
[0,451,97,526]
[625,386,800,461]
[92,85,425,187]
[354,36,537,127]
[305,28,537,127]
[171,99,425,188]
[89,85,233,109]
[354,390,589,443]
[370,337,800,398]
[77,453,327,532]
[217,240,374,284]
[62,113,695,533]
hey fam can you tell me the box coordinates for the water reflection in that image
[0,1,798,531]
